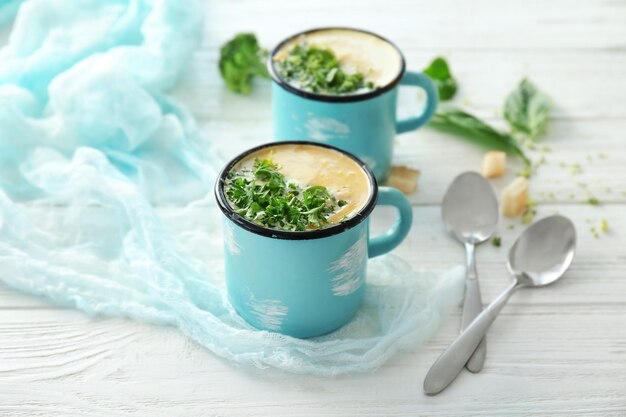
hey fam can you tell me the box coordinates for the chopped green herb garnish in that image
[225,159,343,231]
[589,219,609,238]
[587,197,600,206]
[518,166,532,178]
[600,219,609,233]
[491,236,502,247]
[277,43,375,95]
[521,199,538,224]
[570,163,583,175]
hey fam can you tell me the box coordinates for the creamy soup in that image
[273,29,403,90]
[234,144,371,224]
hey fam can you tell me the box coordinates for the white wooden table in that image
[1,1,626,415]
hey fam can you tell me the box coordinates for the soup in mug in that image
[273,28,403,95]
[225,143,372,230]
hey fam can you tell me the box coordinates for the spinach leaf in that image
[430,105,530,167]
[504,78,551,141]
[423,57,457,101]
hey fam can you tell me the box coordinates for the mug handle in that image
[368,187,413,258]
[395,71,439,134]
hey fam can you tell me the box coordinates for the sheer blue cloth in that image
[0,0,463,375]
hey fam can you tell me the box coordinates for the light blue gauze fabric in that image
[0,0,464,375]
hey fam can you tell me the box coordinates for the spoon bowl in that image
[442,172,499,245]
[508,215,577,286]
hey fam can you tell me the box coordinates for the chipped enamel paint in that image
[304,113,350,142]
[328,229,367,296]
[224,223,241,255]
[248,297,288,331]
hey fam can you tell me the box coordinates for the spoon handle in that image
[462,242,486,372]
[424,280,520,395]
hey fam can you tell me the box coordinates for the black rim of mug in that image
[214,141,379,240]
[267,26,407,103]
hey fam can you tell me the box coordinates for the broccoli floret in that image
[219,33,269,94]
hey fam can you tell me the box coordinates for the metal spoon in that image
[424,215,576,395]
[442,172,498,372]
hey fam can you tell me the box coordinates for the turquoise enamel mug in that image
[268,27,438,182]
[215,141,413,338]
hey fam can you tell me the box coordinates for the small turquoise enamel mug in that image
[215,141,413,338]
[268,27,438,182]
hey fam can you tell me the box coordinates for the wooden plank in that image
[0,305,623,416]
[201,0,626,51]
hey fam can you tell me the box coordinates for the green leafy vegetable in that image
[219,33,269,94]
[422,58,534,168]
[421,58,552,171]
[504,78,551,141]
[276,43,374,95]
[423,57,457,101]
[225,159,342,231]
[491,236,502,247]
[429,105,530,167]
